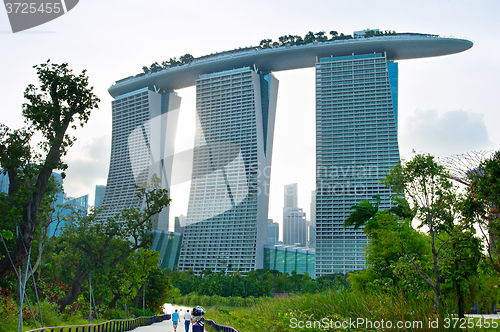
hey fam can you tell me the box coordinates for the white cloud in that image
[399,109,495,159]
[62,135,111,205]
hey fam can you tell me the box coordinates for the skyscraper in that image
[174,215,187,235]
[315,52,400,275]
[283,207,307,247]
[284,183,298,208]
[94,185,106,208]
[267,219,279,245]
[100,88,181,230]
[177,67,278,274]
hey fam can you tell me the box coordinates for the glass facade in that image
[151,230,183,270]
[264,245,315,278]
[315,53,400,276]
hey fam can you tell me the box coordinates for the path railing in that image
[26,314,171,332]
[203,318,239,332]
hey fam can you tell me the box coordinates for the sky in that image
[1,0,499,235]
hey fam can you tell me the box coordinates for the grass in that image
[204,290,496,332]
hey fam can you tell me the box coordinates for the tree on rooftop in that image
[180,54,194,65]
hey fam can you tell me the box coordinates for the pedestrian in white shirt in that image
[184,309,192,332]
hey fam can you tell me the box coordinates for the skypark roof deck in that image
[108,34,472,98]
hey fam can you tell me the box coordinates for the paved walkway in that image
[134,304,196,332]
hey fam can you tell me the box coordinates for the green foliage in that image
[205,290,465,332]
[348,210,432,295]
[344,194,380,230]
[41,175,171,312]
[143,266,170,313]
[0,60,99,282]
[141,28,399,74]
[465,150,500,273]
[167,269,346,300]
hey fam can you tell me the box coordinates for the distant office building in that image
[174,215,187,235]
[0,172,8,193]
[264,244,315,278]
[283,207,307,247]
[64,194,89,210]
[151,230,183,270]
[309,191,316,248]
[50,193,89,237]
[267,219,279,245]
[94,185,106,208]
[284,183,298,208]
[315,53,400,275]
[178,67,278,274]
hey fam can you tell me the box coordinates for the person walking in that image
[184,309,192,332]
[172,309,180,331]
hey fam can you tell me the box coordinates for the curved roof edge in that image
[109,35,472,98]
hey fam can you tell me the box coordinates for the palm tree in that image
[388,196,416,220]
[344,195,381,230]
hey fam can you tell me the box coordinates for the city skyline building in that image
[174,214,187,235]
[177,67,278,274]
[94,185,106,208]
[267,219,280,245]
[283,207,308,247]
[315,52,400,275]
[284,183,298,208]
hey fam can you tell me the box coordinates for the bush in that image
[131,307,155,318]
[34,301,63,327]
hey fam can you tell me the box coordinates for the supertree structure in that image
[439,150,493,186]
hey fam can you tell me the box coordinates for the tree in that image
[345,198,430,294]
[259,39,272,49]
[315,31,328,42]
[51,176,171,312]
[0,61,99,282]
[142,266,170,313]
[179,54,195,65]
[344,194,380,230]
[149,62,162,73]
[383,154,471,312]
[303,31,316,44]
[464,150,500,274]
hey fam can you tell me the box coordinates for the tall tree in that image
[0,61,99,281]
[464,150,500,274]
[383,154,466,311]
[52,176,171,312]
